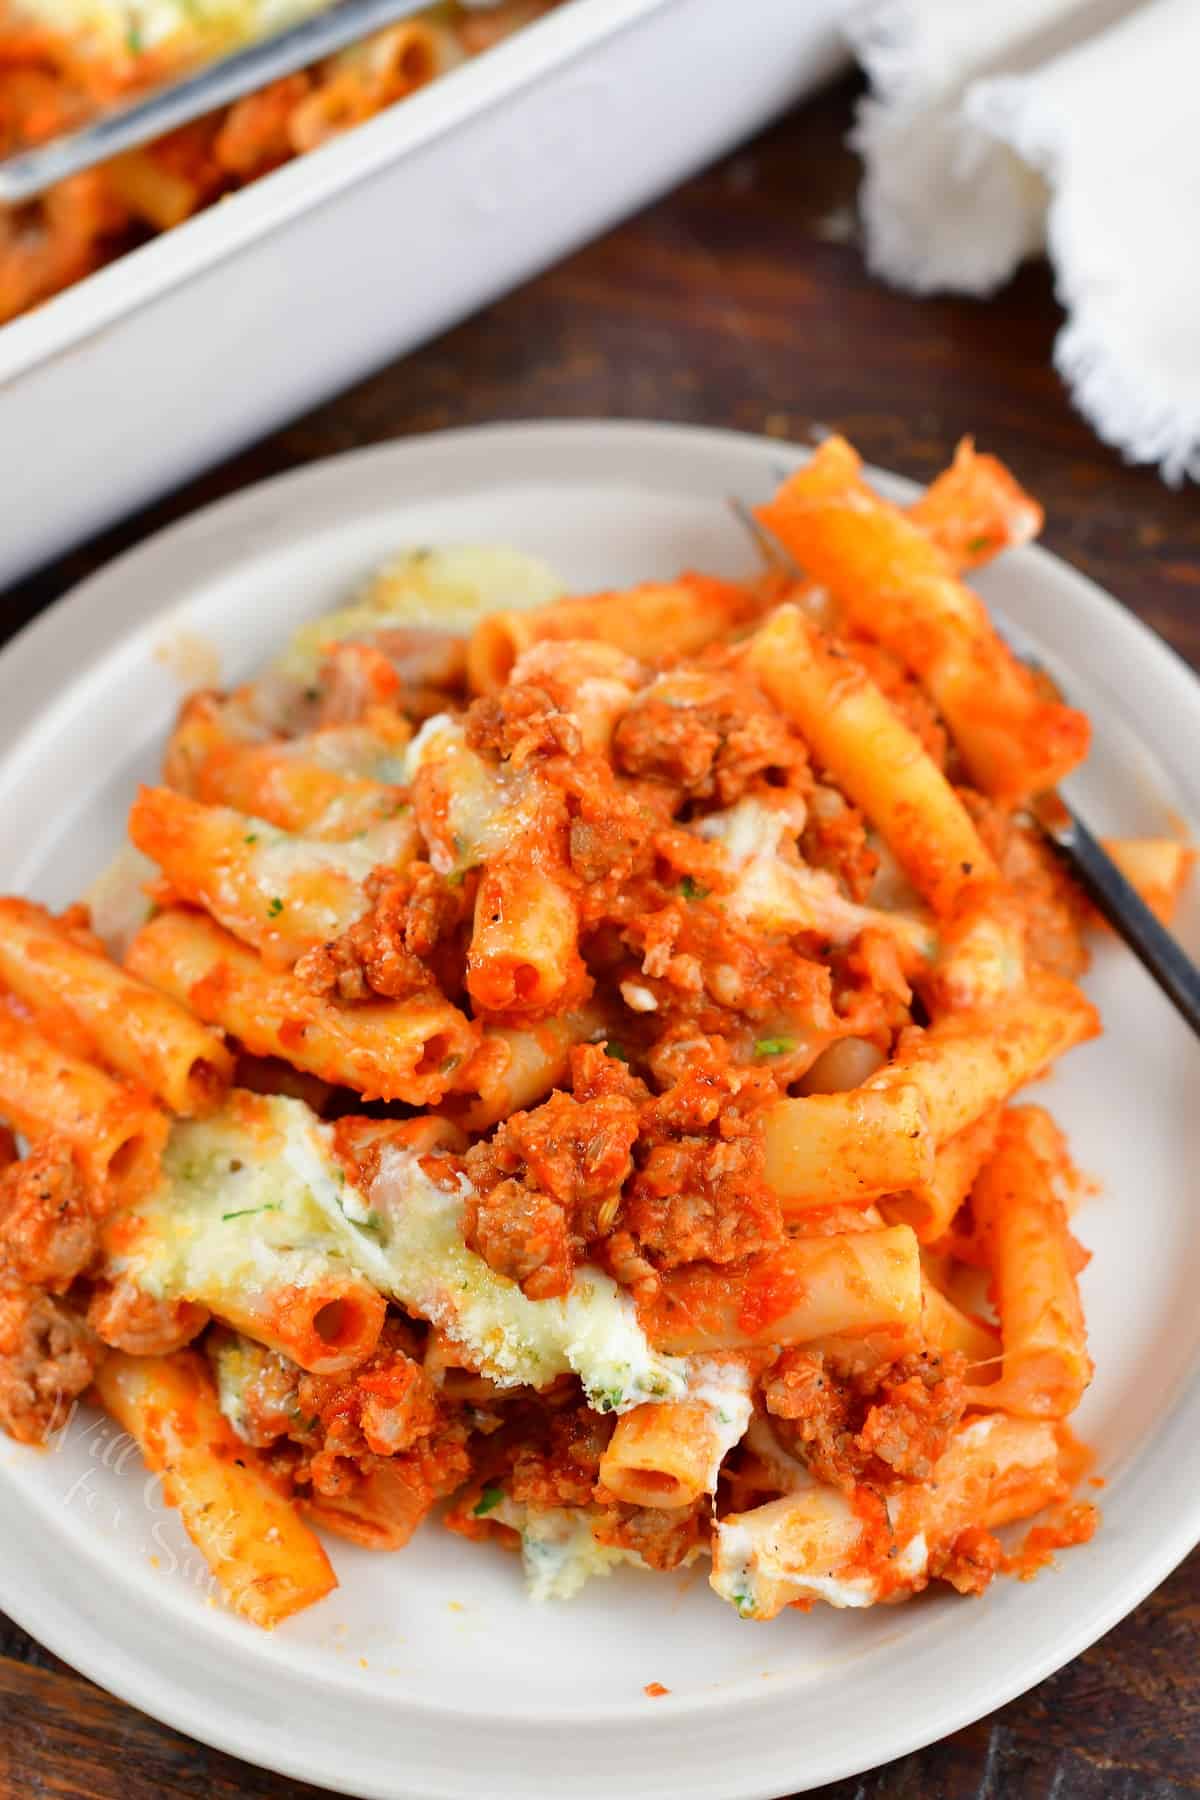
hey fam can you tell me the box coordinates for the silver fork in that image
[731,497,1200,1039]
[0,0,467,204]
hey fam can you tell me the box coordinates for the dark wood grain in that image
[2,68,1199,1800]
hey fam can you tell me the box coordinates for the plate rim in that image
[1,416,1198,1800]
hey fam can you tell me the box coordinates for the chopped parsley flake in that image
[604,1042,630,1063]
[221,1203,281,1222]
[680,876,709,901]
[244,833,258,845]
[754,1036,796,1057]
[966,534,994,554]
[267,896,284,917]
[473,1485,504,1517]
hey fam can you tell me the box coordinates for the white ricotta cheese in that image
[710,1515,880,1616]
[712,1506,930,1619]
[687,1357,753,1493]
[697,796,805,869]
[491,1500,636,1602]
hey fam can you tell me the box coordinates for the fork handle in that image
[1041,805,1200,1039]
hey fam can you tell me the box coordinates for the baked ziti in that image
[0,440,1190,1627]
[0,0,564,322]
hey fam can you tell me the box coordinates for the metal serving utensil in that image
[0,0,458,204]
[730,497,1200,1039]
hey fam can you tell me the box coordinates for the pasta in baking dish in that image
[0,0,565,323]
[0,437,1193,1629]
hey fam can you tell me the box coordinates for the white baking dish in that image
[0,0,848,587]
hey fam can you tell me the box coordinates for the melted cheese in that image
[402,714,535,876]
[117,1095,376,1306]
[275,547,562,686]
[366,1146,687,1410]
[697,798,935,959]
[121,1096,685,1416]
[84,846,159,960]
[211,1333,263,1438]
[16,0,328,58]
[280,725,410,786]
[247,813,410,888]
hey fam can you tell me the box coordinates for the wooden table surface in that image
[3,70,1200,1800]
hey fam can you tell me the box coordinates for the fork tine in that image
[728,497,805,580]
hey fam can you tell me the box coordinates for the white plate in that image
[0,421,1197,1800]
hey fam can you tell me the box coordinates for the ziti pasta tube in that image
[882,1106,1002,1241]
[194,717,412,839]
[713,1413,1064,1618]
[761,1084,933,1208]
[1100,837,1196,926]
[95,1350,336,1626]
[885,1413,1068,1551]
[129,785,418,966]
[126,909,479,1105]
[966,1106,1093,1418]
[467,848,585,1015]
[921,1278,1001,1374]
[908,438,1043,570]
[745,605,998,918]
[0,1008,166,1200]
[869,972,1100,1145]
[466,575,763,694]
[450,1007,606,1131]
[0,898,232,1116]
[757,437,1089,803]
[711,1478,900,1617]
[643,1227,923,1356]
[304,1460,442,1551]
[163,691,248,795]
[598,1357,752,1510]
[108,1092,387,1375]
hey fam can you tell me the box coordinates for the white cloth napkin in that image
[845,0,1200,483]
